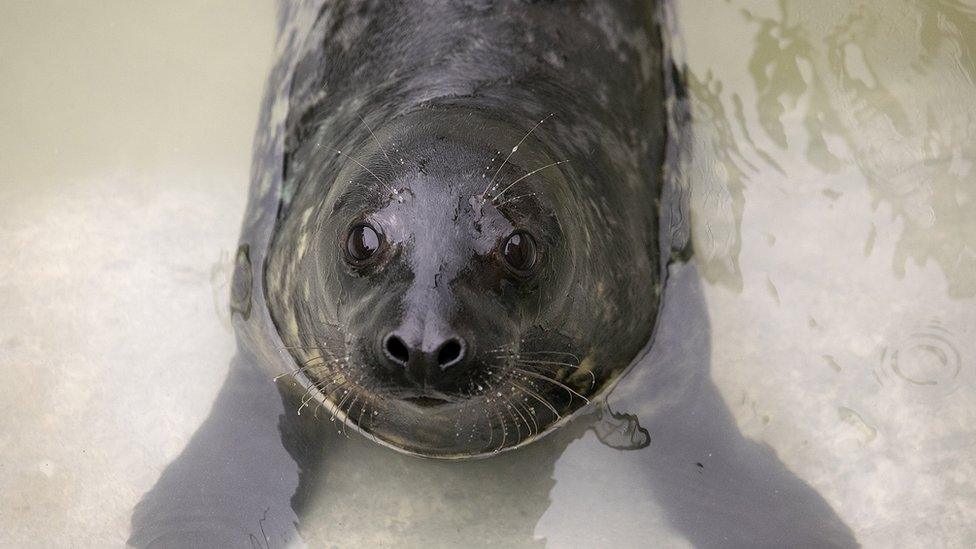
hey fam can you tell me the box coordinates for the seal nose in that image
[381,331,469,387]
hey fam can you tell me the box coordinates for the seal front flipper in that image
[127,353,305,548]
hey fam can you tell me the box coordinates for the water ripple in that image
[876,319,965,399]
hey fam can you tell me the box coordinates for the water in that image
[2,1,974,546]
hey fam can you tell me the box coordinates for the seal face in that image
[256,0,666,458]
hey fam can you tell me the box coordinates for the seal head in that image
[256,0,666,458]
[266,107,658,458]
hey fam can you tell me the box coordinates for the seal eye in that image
[345,223,382,263]
[501,231,538,273]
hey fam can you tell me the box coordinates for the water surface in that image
[1,1,974,547]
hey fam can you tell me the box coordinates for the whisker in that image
[298,377,334,416]
[481,113,554,198]
[318,144,398,197]
[276,345,337,356]
[509,380,561,420]
[342,393,360,437]
[365,401,382,444]
[332,387,354,437]
[514,397,539,438]
[505,402,523,445]
[506,393,532,440]
[484,408,494,450]
[493,192,536,208]
[273,371,294,382]
[489,353,581,367]
[356,398,374,442]
[315,380,349,419]
[272,357,345,381]
[297,375,334,415]
[485,344,518,355]
[519,359,595,389]
[357,113,395,169]
[489,349,582,364]
[493,408,508,453]
[312,375,346,418]
[295,355,328,366]
[513,367,589,404]
[491,352,590,385]
[273,357,345,382]
[489,160,569,202]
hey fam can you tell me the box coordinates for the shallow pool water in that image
[1,1,974,547]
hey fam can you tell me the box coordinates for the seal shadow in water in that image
[129,258,857,548]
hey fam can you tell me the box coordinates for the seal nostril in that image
[437,338,464,368]
[384,334,410,366]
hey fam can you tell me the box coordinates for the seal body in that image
[233,0,666,458]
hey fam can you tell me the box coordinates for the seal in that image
[130,3,859,546]
[233,0,667,458]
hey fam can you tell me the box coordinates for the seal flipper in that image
[128,352,305,548]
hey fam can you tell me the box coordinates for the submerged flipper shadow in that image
[595,259,859,548]
[128,350,304,548]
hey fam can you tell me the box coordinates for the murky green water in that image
[1,1,973,547]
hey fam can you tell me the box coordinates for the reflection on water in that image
[2,0,975,547]
[689,1,976,300]
[745,0,976,299]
